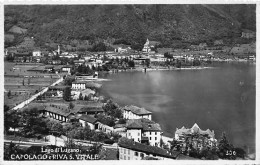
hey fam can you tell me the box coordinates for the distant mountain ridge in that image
[4,4,256,48]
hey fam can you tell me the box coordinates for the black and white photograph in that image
[1,1,258,164]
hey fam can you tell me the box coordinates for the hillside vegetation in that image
[4,4,256,49]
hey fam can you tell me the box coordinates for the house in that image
[71,89,95,100]
[74,60,85,66]
[133,58,150,66]
[142,39,151,53]
[44,65,54,72]
[62,65,72,73]
[78,107,104,115]
[78,114,97,130]
[114,44,132,53]
[48,85,69,97]
[123,105,152,120]
[142,39,160,53]
[126,118,162,146]
[41,104,73,122]
[174,123,217,151]
[77,102,104,115]
[72,81,102,90]
[118,137,177,160]
[32,50,41,57]
[96,121,114,133]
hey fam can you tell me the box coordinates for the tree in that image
[4,105,20,134]
[128,60,135,68]
[84,95,89,101]
[28,77,31,85]
[79,93,83,100]
[193,59,201,66]
[164,52,173,59]
[118,118,126,124]
[176,59,182,68]
[68,102,74,109]
[7,90,11,98]
[19,108,49,138]
[234,147,246,159]
[63,87,71,101]
[103,99,122,119]
[218,132,236,159]
[64,77,75,86]
[4,142,24,160]
[22,79,25,86]
[45,119,63,136]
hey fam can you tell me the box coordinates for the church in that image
[142,39,151,52]
[142,39,160,53]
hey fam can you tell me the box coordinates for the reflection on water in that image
[100,62,256,153]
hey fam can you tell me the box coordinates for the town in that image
[4,33,255,160]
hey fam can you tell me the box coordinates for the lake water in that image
[100,62,256,153]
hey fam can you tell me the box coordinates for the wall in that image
[126,129,142,142]
[143,131,161,146]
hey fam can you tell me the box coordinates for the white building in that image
[142,39,151,52]
[123,105,152,120]
[78,115,97,130]
[175,123,217,148]
[72,82,86,89]
[32,50,41,57]
[62,66,72,73]
[126,118,162,147]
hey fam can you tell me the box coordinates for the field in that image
[4,62,61,108]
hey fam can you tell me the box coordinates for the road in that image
[11,76,64,110]
[4,139,118,149]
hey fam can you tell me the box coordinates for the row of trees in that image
[4,105,121,143]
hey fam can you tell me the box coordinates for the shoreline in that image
[106,66,215,73]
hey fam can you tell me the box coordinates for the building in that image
[75,72,98,80]
[142,39,160,53]
[114,44,132,53]
[72,81,102,90]
[78,114,97,130]
[126,118,162,146]
[122,105,152,120]
[118,137,178,160]
[77,102,104,115]
[62,65,72,73]
[174,123,217,151]
[32,50,41,57]
[41,104,73,122]
[142,39,151,52]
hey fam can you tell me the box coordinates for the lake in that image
[100,62,256,153]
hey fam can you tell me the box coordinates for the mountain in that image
[4,4,256,49]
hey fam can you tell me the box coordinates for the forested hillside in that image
[4,4,256,49]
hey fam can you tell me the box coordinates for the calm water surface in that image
[100,62,255,153]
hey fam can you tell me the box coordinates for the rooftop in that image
[126,118,162,132]
[78,114,97,124]
[175,123,215,138]
[123,105,152,115]
[49,85,70,90]
[79,107,104,113]
[72,81,102,88]
[118,137,177,159]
